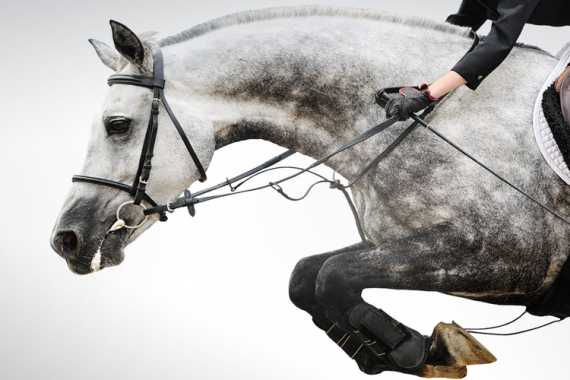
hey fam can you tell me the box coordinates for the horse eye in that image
[108,119,130,135]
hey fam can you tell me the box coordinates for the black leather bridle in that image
[72,47,207,221]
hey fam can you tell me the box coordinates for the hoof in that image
[428,321,497,367]
[404,322,496,379]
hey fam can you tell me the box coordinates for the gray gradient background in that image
[2,1,569,379]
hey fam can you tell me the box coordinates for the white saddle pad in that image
[533,43,570,186]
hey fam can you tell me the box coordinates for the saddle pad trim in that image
[533,45,570,186]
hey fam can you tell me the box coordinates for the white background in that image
[1,1,569,379]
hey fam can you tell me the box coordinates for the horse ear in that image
[109,20,145,67]
[89,39,121,71]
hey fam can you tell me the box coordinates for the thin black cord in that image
[465,311,527,331]
[192,150,296,197]
[231,166,330,191]
[271,180,331,201]
[467,318,563,336]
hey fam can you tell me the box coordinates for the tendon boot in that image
[321,310,390,375]
[344,302,430,374]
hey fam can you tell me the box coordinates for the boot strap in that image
[326,323,365,358]
[347,304,409,354]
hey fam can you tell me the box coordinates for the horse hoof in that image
[428,322,497,367]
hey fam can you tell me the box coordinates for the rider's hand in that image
[385,84,438,120]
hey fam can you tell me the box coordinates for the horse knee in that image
[315,257,362,316]
[290,245,365,315]
[289,255,325,311]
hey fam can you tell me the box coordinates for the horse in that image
[50,5,569,378]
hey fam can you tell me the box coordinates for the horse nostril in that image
[62,232,75,244]
[57,231,79,259]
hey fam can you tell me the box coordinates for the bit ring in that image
[116,201,149,229]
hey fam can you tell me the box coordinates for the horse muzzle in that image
[51,227,126,275]
[50,197,137,274]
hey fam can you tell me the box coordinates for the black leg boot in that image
[344,302,430,374]
[319,310,390,375]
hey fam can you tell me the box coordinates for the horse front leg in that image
[289,242,393,375]
[293,224,519,377]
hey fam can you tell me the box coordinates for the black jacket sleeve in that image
[446,0,488,31]
[447,0,541,90]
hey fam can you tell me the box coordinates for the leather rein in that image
[69,34,479,245]
[70,44,436,244]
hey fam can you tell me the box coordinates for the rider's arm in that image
[385,0,541,120]
[429,71,467,99]
[450,0,541,90]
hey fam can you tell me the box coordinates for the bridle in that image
[72,46,207,224]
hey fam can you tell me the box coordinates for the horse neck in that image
[162,17,475,177]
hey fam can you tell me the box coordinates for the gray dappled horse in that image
[51,6,569,378]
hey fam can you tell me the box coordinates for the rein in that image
[375,90,570,229]
[70,32,479,234]
[70,43,570,237]
[69,40,437,245]
[141,107,436,248]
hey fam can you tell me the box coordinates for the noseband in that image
[72,47,207,222]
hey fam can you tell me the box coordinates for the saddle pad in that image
[533,44,570,186]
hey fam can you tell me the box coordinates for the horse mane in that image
[159,5,472,47]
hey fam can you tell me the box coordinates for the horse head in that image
[51,21,214,274]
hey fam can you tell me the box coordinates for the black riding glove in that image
[385,84,438,120]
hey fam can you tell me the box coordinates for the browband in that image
[108,74,165,89]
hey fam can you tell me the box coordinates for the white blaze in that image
[91,249,102,272]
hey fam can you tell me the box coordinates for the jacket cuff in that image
[450,67,483,91]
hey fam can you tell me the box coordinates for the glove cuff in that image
[419,83,438,101]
